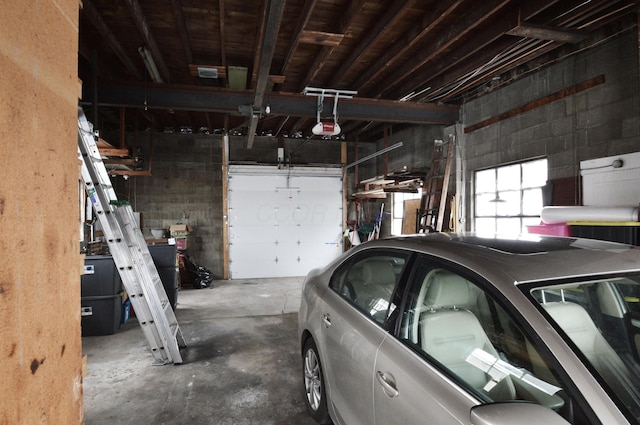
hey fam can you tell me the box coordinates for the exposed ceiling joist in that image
[393,1,562,101]
[171,0,193,64]
[373,0,512,98]
[124,0,171,83]
[81,0,143,79]
[350,0,466,91]
[78,0,638,140]
[297,0,366,90]
[299,30,344,46]
[327,0,417,88]
[281,0,318,75]
[507,22,588,43]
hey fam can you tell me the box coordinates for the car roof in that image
[357,233,640,284]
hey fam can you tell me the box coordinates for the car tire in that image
[302,338,330,424]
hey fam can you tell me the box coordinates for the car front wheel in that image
[302,338,330,424]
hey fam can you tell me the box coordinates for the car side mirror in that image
[470,402,570,425]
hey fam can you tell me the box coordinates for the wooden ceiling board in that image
[78,0,639,141]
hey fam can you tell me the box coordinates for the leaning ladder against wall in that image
[78,106,186,365]
[417,135,455,233]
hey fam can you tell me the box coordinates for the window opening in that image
[474,158,547,235]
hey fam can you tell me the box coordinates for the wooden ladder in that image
[416,135,454,233]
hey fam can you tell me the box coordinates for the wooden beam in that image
[329,0,418,88]
[417,0,624,103]
[171,0,194,64]
[392,0,557,100]
[351,0,466,92]
[341,140,348,244]
[298,0,366,91]
[81,0,143,80]
[108,170,152,177]
[221,134,229,279]
[507,22,588,43]
[299,30,344,46]
[124,0,171,83]
[98,147,130,157]
[218,0,227,72]
[370,0,512,98]
[464,75,605,133]
[280,0,318,75]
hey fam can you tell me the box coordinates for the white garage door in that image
[228,165,343,279]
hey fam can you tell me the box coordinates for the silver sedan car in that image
[298,233,640,425]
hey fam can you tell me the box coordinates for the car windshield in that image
[529,274,640,421]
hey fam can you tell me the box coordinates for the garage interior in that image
[2,0,640,423]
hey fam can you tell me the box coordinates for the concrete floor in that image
[82,277,318,425]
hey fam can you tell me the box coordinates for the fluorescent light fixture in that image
[138,46,163,83]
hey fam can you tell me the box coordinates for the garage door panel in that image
[228,167,342,279]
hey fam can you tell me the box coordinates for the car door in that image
[374,256,591,425]
[321,250,409,425]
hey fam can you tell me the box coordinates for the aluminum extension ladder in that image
[416,134,454,233]
[78,106,186,365]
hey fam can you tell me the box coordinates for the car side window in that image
[329,251,408,325]
[399,257,582,423]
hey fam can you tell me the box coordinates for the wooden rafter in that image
[82,0,143,80]
[171,0,193,64]
[507,22,588,43]
[299,30,344,46]
[328,0,418,88]
[124,0,171,83]
[219,0,227,72]
[420,0,624,103]
[392,1,562,101]
[350,0,466,92]
[280,0,318,76]
[371,0,512,98]
[297,0,366,91]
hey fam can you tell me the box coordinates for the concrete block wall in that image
[461,31,640,228]
[375,125,449,177]
[0,1,83,423]
[228,135,343,166]
[116,133,224,276]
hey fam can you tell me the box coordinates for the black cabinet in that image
[148,244,179,310]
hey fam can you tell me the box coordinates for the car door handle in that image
[376,371,399,398]
[322,313,331,328]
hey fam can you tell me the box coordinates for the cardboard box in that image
[169,224,192,237]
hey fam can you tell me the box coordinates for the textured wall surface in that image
[115,133,224,275]
[460,31,640,227]
[0,1,84,423]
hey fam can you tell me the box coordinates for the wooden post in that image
[341,140,348,250]
[221,134,230,279]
